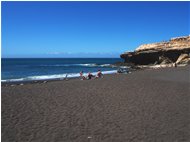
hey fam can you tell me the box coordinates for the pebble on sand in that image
[87,136,92,139]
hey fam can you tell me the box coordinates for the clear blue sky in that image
[2,1,189,58]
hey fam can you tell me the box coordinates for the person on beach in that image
[64,73,68,80]
[174,63,177,67]
[80,71,86,80]
[87,72,94,80]
[96,69,103,78]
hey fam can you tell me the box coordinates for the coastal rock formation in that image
[120,36,190,66]
[176,53,190,64]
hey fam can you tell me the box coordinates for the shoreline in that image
[1,70,119,86]
[2,64,188,87]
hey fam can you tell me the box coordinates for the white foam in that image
[34,63,112,68]
[99,64,111,67]
[78,63,97,67]
[2,78,25,82]
[37,63,98,67]
[102,70,117,74]
[27,74,69,80]
[120,66,130,69]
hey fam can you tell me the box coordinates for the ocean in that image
[1,58,123,82]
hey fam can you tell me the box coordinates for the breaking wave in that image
[18,63,113,68]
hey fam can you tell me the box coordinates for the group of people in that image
[80,70,103,80]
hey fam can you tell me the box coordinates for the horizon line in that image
[1,57,121,59]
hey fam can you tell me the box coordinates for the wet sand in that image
[2,66,190,142]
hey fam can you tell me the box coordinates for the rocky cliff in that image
[120,36,190,66]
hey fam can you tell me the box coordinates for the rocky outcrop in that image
[120,36,190,66]
[176,54,190,64]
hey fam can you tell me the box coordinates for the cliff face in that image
[120,36,190,65]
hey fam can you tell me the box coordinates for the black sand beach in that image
[2,66,190,142]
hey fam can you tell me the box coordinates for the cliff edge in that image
[120,36,190,66]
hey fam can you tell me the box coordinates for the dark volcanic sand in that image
[2,66,190,142]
